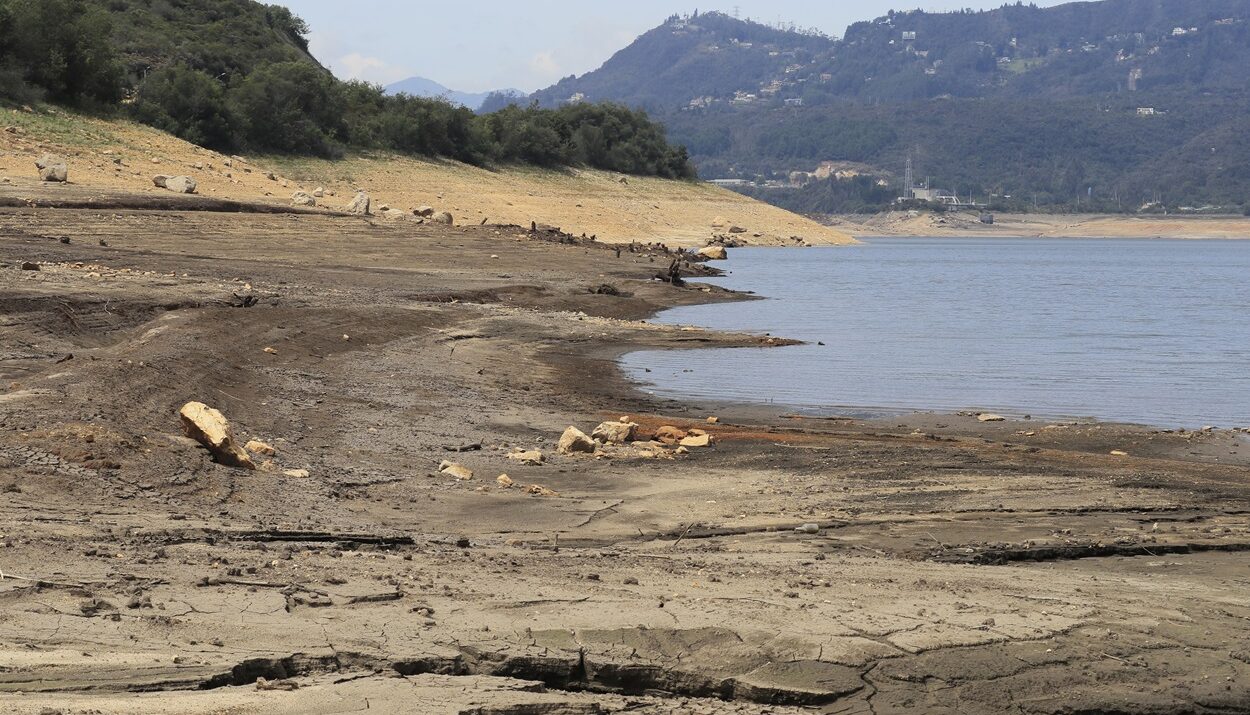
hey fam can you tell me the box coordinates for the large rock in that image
[558,426,596,454]
[164,176,197,194]
[592,420,638,445]
[345,191,371,215]
[35,153,67,182]
[698,246,728,260]
[291,191,316,207]
[430,211,454,225]
[152,175,172,188]
[414,206,435,217]
[179,402,255,470]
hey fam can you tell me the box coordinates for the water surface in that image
[621,238,1250,428]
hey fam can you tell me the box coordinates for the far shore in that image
[823,210,1250,239]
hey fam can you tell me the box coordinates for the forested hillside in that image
[0,0,694,178]
[516,2,1250,213]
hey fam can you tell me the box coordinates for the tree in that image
[0,0,123,105]
[227,61,346,155]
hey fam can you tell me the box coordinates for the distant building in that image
[784,97,804,107]
[1137,107,1157,116]
[902,31,917,41]
[565,93,586,105]
[708,179,752,188]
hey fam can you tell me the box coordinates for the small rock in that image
[654,426,687,444]
[1110,450,1129,457]
[291,191,316,207]
[414,206,435,217]
[795,523,820,534]
[507,449,544,465]
[698,246,728,260]
[245,440,276,457]
[679,433,712,448]
[430,211,454,225]
[20,261,39,271]
[977,413,1006,423]
[283,468,310,478]
[496,474,515,489]
[438,461,474,480]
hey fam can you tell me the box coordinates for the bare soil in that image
[2,190,1249,715]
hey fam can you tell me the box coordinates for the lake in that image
[621,238,1250,428]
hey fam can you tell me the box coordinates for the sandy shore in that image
[2,187,1249,714]
[826,210,1250,238]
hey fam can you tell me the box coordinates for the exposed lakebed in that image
[622,238,1250,428]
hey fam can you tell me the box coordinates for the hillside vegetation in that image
[518,3,1250,213]
[0,0,693,179]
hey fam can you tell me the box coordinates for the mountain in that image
[385,76,520,111]
[518,2,1250,213]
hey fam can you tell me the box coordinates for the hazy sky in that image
[281,1,1068,93]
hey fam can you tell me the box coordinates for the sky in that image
[280,0,1069,93]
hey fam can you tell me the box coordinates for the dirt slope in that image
[0,106,854,246]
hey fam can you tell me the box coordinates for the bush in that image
[130,65,234,150]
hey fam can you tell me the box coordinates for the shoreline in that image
[3,196,1250,713]
[823,210,1250,239]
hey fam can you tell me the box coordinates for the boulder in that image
[35,153,68,182]
[977,413,1006,423]
[291,191,316,207]
[430,211,454,225]
[557,426,596,454]
[507,449,545,465]
[592,420,638,445]
[698,246,728,260]
[414,206,435,217]
[345,191,371,215]
[312,187,325,198]
[178,402,255,470]
[164,176,197,194]
[380,208,410,220]
[654,426,687,445]
[152,175,172,188]
[438,460,474,480]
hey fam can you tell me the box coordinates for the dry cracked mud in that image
[1,194,1249,714]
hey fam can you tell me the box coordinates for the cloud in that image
[528,50,563,82]
[335,52,412,85]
